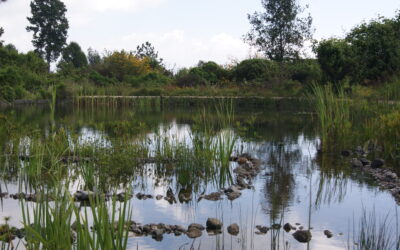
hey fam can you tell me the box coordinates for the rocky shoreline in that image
[345,148,400,204]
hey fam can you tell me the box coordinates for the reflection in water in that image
[0,102,398,249]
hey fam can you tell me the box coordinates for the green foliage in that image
[59,41,88,68]
[89,70,117,86]
[233,58,278,83]
[87,48,102,66]
[26,0,69,64]
[346,13,400,83]
[378,110,400,163]
[245,0,313,61]
[315,38,353,85]
[174,61,229,87]
[287,59,322,84]
[127,71,171,87]
[0,27,4,46]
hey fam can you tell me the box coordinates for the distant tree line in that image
[1,0,400,102]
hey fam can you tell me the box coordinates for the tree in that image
[59,42,88,68]
[87,48,101,66]
[135,41,163,70]
[0,27,4,47]
[315,39,353,85]
[245,0,313,62]
[26,0,69,65]
[345,13,400,83]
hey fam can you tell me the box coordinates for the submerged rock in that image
[283,223,296,232]
[293,230,312,243]
[188,223,205,231]
[324,230,333,238]
[203,192,223,201]
[165,188,177,204]
[255,225,269,234]
[186,228,202,238]
[226,191,241,201]
[227,223,239,236]
[206,218,223,230]
[156,195,163,200]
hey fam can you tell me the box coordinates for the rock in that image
[225,185,241,193]
[206,218,223,230]
[324,230,333,238]
[237,157,248,165]
[227,224,239,236]
[188,223,205,231]
[283,223,295,232]
[255,225,269,234]
[293,230,312,243]
[341,150,352,157]
[156,195,163,200]
[186,228,202,238]
[178,188,192,203]
[151,229,164,241]
[174,225,186,233]
[371,159,385,169]
[227,191,241,201]
[360,158,371,166]
[165,188,177,204]
[351,158,363,168]
[203,192,223,201]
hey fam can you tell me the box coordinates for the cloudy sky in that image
[0,0,399,69]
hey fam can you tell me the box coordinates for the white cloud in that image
[113,30,252,69]
[65,0,165,13]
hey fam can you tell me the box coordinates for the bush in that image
[287,59,322,84]
[130,87,164,96]
[233,58,278,83]
[89,71,116,86]
[126,72,171,87]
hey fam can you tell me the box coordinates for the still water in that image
[0,100,398,250]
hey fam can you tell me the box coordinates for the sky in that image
[0,0,399,69]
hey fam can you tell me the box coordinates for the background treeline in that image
[1,12,400,101]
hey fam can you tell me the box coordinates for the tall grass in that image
[349,208,400,250]
[308,84,351,152]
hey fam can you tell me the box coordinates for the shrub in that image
[126,71,171,87]
[233,58,278,83]
[287,59,322,84]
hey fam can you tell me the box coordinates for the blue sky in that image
[0,0,399,69]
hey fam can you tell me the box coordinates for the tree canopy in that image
[26,0,69,65]
[59,42,88,68]
[245,0,313,62]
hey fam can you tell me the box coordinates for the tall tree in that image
[135,41,164,70]
[26,0,69,65]
[0,27,4,46]
[59,42,88,68]
[245,0,313,62]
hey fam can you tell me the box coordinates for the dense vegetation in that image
[0,1,399,102]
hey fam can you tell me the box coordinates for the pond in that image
[0,99,398,250]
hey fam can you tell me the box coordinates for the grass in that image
[349,208,400,250]
[308,83,351,152]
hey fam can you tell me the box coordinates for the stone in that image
[351,158,363,168]
[203,192,223,201]
[227,224,239,236]
[283,223,295,232]
[188,223,205,231]
[151,229,164,241]
[156,195,163,200]
[206,218,223,230]
[293,230,312,243]
[227,191,241,201]
[324,230,333,238]
[371,158,385,169]
[255,225,269,234]
[360,158,371,166]
[186,228,202,238]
